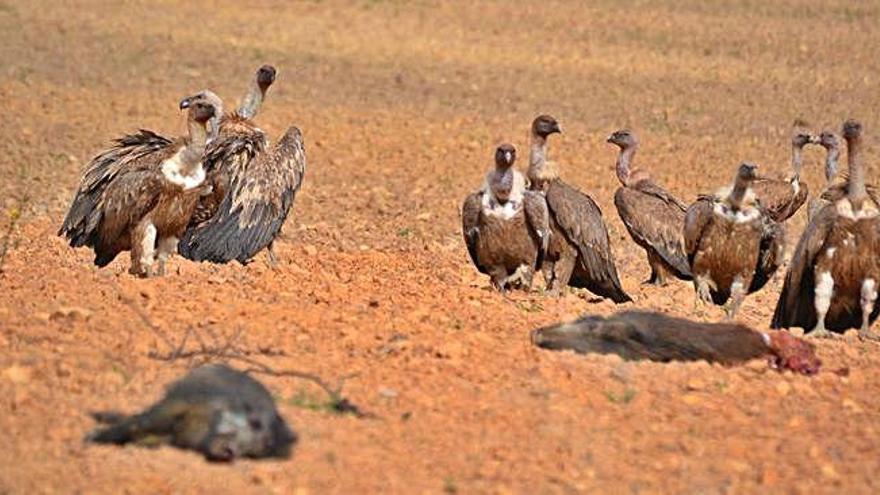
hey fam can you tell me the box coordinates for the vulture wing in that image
[185,114,267,229]
[461,191,486,274]
[614,182,691,277]
[750,213,786,293]
[92,169,165,266]
[522,190,550,269]
[546,180,631,303]
[177,126,306,264]
[751,178,807,222]
[770,204,836,329]
[59,130,173,247]
[683,197,714,265]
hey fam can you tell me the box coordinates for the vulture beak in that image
[504,150,513,164]
[554,123,564,135]
[179,96,192,110]
[809,134,821,144]
[605,134,614,143]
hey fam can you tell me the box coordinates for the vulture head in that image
[256,64,277,93]
[532,114,562,138]
[180,90,224,140]
[791,130,818,148]
[494,143,516,169]
[737,161,759,182]
[606,129,637,149]
[843,119,862,140]
[818,131,840,150]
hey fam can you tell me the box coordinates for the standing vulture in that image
[526,115,631,302]
[178,65,307,265]
[607,129,691,286]
[808,131,842,220]
[684,162,786,318]
[59,92,221,277]
[462,144,550,291]
[750,121,817,222]
[771,120,880,340]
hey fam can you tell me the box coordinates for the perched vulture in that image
[527,115,631,302]
[462,144,550,291]
[771,120,880,340]
[750,121,816,222]
[683,162,786,318]
[607,129,691,285]
[532,310,821,375]
[178,65,307,265]
[87,364,297,462]
[59,91,222,277]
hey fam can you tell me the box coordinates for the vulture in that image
[532,310,821,375]
[771,120,880,340]
[462,144,550,291]
[815,129,880,210]
[807,131,842,220]
[526,115,631,302]
[607,129,691,286]
[750,121,817,222]
[178,65,307,265]
[87,364,297,462]
[59,91,222,277]
[683,162,786,318]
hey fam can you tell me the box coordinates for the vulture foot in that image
[806,327,839,339]
[858,327,880,342]
[266,242,279,269]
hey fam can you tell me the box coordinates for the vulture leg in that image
[489,266,510,293]
[809,271,838,338]
[548,249,577,296]
[694,275,713,308]
[505,264,534,291]
[130,221,157,278]
[155,236,178,277]
[724,277,746,320]
[645,251,668,286]
[859,279,880,341]
[266,241,279,269]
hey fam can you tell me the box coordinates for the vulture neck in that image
[529,133,548,171]
[237,81,265,120]
[179,118,209,174]
[615,144,639,187]
[528,133,559,185]
[727,174,752,211]
[824,146,840,184]
[846,132,867,209]
[790,142,805,182]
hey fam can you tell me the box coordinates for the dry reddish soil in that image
[2,1,880,493]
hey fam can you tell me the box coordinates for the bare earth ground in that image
[1,1,880,493]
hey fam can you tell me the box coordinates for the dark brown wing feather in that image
[750,213,786,293]
[614,181,691,278]
[522,190,550,269]
[59,130,174,247]
[683,197,714,265]
[545,180,631,302]
[770,204,836,329]
[185,114,267,229]
[751,178,808,222]
[92,169,165,266]
[461,192,486,274]
[177,127,305,264]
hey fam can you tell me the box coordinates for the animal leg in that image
[644,252,668,286]
[859,278,880,342]
[693,275,713,309]
[130,221,157,278]
[548,249,576,297]
[504,265,534,291]
[266,241,279,269]
[724,277,746,320]
[155,236,178,277]
[809,271,838,339]
[489,267,510,293]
